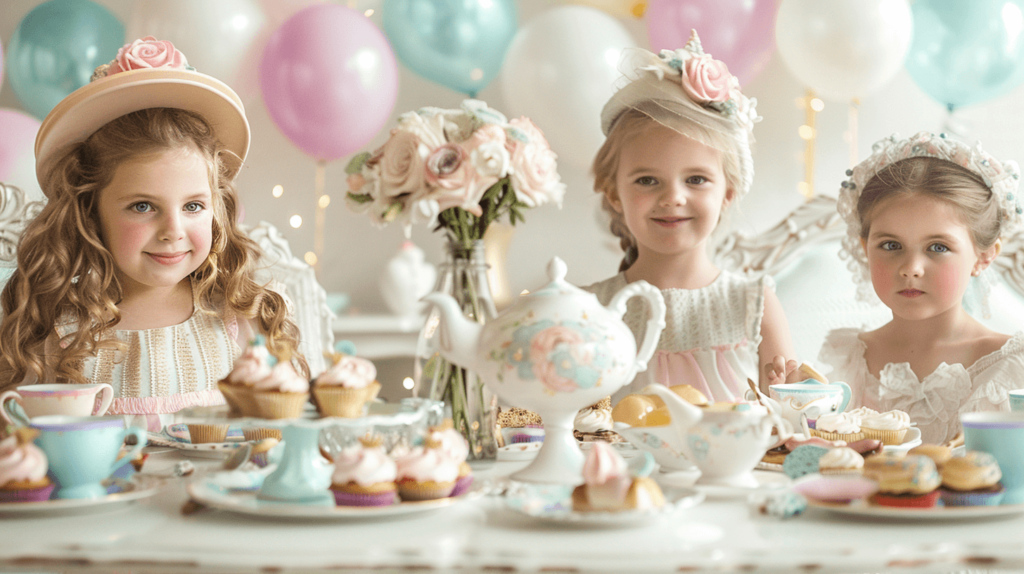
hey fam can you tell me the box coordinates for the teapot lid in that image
[528,257,585,298]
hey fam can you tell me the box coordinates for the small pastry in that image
[939,451,1004,507]
[574,398,624,443]
[250,438,279,467]
[571,442,663,512]
[430,424,474,497]
[330,436,397,507]
[860,410,911,445]
[818,447,864,476]
[0,429,54,503]
[810,412,865,442]
[908,444,953,469]
[313,353,381,418]
[846,438,884,457]
[782,445,831,479]
[866,454,941,508]
[186,424,229,444]
[668,384,709,407]
[220,336,309,419]
[611,394,670,427]
[394,437,459,501]
[242,427,282,442]
[497,406,543,428]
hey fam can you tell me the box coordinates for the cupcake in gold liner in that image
[394,436,458,501]
[187,424,229,444]
[242,427,283,442]
[817,447,864,476]
[313,352,380,418]
[809,412,865,442]
[221,337,310,419]
[860,410,911,445]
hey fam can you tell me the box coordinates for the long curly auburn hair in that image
[0,108,308,391]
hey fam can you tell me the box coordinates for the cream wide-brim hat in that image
[34,68,250,196]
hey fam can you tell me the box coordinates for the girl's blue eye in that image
[635,176,658,186]
[686,175,708,185]
[184,202,204,213]
[928,243,950,253]
[131,202,152,213]
[880,240,901,251]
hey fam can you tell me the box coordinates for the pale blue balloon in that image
[383,0,518,96]
[8,0,125,120]
[906,0,1024,109]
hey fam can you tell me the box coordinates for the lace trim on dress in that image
[107,389,226,415]
[967,332,1024,376]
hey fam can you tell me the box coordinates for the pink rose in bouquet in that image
[681,54,734,104]
[507,118,566,208]
[425,143,495,216]
[379,130,429,201]
[111,36,188,75]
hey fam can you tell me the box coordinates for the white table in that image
[1,451,1023,574]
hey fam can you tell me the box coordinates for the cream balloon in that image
[126,0,266,85]
[775,0,913,102]
[500,6,638,169]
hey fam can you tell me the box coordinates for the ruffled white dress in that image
[818,328,1024,444]
[585,271,771,404]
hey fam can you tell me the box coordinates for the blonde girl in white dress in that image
[586,31,800,403]
[0,37,307,431]
[819,132,1024,444]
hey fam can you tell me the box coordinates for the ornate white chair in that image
[0,182,44,292]
[714,195,1024,364]
[244,221,335,377]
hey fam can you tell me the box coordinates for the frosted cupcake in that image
[313,353,381,418]
[221,337,309,419]
[330,437,397,507]
[940,451,1004,507]
[861,410,911,445]
[810,412,865,442]
[865,454,941,508]
[431,424,473,497]
[817,447,864,476]
[218,337,273,414]
[574,397,624,443]
[571,442,664,512]
[0,429,54,503]
[394,437,459,501]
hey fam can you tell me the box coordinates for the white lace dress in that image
[585,271,771,403]
[818,328,1024,444]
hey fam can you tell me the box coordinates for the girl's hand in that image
[764,356,799,386]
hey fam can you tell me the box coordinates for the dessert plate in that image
[881,427,922,453]
[807,499,1024,521]
[186,479,486,519]
[0,476,165,516]
[504,484,703,527]
[658,469,791,499]
[497,441,543,461]
[146,432,249,459]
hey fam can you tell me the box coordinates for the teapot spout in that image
[422,293,484,373]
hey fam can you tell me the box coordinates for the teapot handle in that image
[608,280,666,376]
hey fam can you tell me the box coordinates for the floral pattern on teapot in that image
[489,313,620,394]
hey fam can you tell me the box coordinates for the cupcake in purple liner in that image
[395,436,458,501]
[249,438,279,468]
[330,436,397,507]
[939,451,1005,506]
[0,429,54,503]
[430,424,473,497]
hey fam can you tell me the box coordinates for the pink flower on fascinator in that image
[110,36,188,75]
[682,54,734,104]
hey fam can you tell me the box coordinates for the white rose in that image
[506,117,566,208]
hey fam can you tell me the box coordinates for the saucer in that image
[146,431,248,459]
[504,484,703,527]
[659,469,791,499]
[498,441,542,461]
[881,427,922,453]
[0,476,165,516]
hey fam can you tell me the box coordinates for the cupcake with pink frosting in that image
[220,336,309,419]
[394,436,459,501]
[0,429,54,503]
[571,442,664,512]
[313,353,380,418]
[430,423,473,497]
[330,436,397,507]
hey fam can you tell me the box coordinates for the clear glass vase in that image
[414,239,499,462]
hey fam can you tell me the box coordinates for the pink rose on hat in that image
[111,36,188,75]
[681,54,734,104]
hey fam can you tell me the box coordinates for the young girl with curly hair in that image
[0,37,307,430]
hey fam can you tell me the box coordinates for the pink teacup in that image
[0,383,113,427]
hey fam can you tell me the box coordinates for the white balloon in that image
[126,0,267,85]
[775,0,913,102]
[500,6,638,169]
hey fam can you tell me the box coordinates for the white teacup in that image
[0,383,114,427]
[764,379,851,430]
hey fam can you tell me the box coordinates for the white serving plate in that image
[504,484,703,527]
[186,479,485,519]
[808,498,1024,520]
[0,476,165,516]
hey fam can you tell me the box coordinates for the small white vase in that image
[380,241,437,316]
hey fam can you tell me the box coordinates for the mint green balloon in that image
[906,0,1024,109]
[383,0,517,96]
[8,0,125,120]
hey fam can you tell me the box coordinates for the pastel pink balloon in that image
[0,39,5,94]
[646,0,780,87]
[259,4,398,161]
[0,108,40,183]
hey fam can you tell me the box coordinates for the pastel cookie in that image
[782,445,830,479]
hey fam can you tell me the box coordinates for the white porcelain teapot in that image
[424,257,666,484]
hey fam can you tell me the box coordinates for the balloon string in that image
[314,160,326,278]
[801,88,817,200]
[848,98,860,167]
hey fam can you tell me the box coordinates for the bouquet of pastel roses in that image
[345,99,565,249]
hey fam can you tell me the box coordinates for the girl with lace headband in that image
[0,37,308,431]
[585,30,801,403]
[819,132,1024,444]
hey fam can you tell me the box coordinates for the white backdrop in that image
[2,0,1023,317]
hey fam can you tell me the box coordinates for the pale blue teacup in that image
[31,415,146,499]
[765,379,851,430]
[1008,390,1024,412]
[962,412,1024,505]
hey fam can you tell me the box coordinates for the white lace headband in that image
[600,30,760,198]
[837,131,1022,301]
